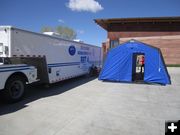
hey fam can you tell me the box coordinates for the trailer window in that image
[81,56,86,63]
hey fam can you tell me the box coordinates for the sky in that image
[0,0,180,46]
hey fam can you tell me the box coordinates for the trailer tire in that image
[86,67,93,77]
[3,75,26,103]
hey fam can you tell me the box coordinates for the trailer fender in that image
[6,72,28,84]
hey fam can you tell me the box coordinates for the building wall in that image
[102,39,111,63]
[108,31,180,40]
[120,35,180,64]
[103,31,180,64]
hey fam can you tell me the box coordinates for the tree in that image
[41,25,77,40]
[55,26,76,40]
[41,26,53,33]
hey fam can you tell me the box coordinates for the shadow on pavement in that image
[0,76,96,116]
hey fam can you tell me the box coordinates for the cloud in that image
[77,29,85,34]
[58,19,64,23]
[67,0,103,13]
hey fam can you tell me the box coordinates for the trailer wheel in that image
[86,67,93,77]
[4,76,26,103]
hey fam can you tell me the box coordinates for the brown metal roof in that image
[94,16,180,31]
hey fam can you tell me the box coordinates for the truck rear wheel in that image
[4,76,26,103]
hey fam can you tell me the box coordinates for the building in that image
[95,16,180,64]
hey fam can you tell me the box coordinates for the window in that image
[110,40,119,48]
[81,56,86,63]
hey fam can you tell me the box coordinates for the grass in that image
[166,64,180,67]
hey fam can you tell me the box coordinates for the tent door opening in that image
[132,53,145,81]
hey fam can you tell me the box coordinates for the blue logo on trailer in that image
[69,45,76,56]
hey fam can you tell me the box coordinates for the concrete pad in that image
[0,67,180,135]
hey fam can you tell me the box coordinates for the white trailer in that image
[0,26,102,102]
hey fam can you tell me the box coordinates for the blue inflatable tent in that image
[99,40,171,85]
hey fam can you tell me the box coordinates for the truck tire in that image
[3,75,26,103]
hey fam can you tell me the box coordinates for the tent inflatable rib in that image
[99,40,171,85]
